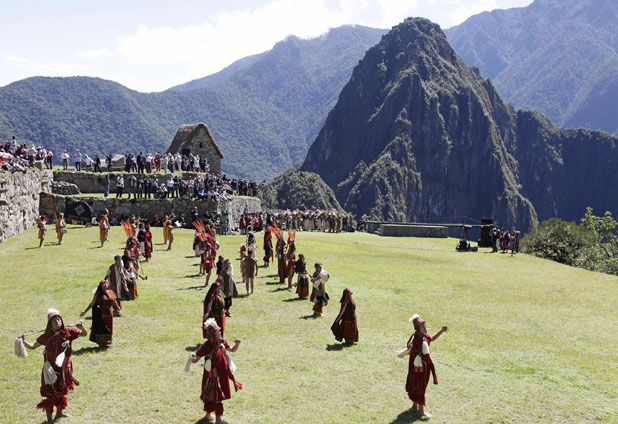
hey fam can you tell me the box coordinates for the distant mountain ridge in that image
[445,0,618,135]
[0,25,386,180]
[296,18,618,231]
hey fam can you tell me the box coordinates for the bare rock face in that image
[300,18,618,231]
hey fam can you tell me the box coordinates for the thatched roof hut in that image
[166,123,224,173]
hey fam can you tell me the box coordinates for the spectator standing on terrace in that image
[106,154,112,172]
[163,154,169,174]
[145,153,153,173]
[45,149,53,169]
[128,175,137,199]
[116,175,124,198]
[74,149,82,171]
[100,173,110,197]
[27,144,36,166]
[84,154,92,171]
[137,152,144,174]
[154,152,161,172]
[167,176,175,198]
[61,150,69,170]
[94,154,102,172]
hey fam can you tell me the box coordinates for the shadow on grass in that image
[185,255,196,258]
[183,274,202,279]
[270,287,290,293]
[72,346,110,356]
[325,343,346,351]
[388,408,425,423]
[265,281,282,286]
[283,297,306,302]
[24,247,41,250]
[177,285,205,291]
[185,343,201,352]
[236,293,250,298]
[299,314,319,320]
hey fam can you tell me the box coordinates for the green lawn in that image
[1,228,616,423]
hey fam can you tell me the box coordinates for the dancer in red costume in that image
[80,280,120,347]
[203,282,226,337]
[190,318,242,424]
[295,254,310,298]
[331,288,358,344]
[263,228,273,266]
[20,309,87,423]
[404,314,448,418]
[285,230,296,289]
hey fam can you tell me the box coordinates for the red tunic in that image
[405,333,437,406]
[203,294,226,337]
[276,239,286,283]
[195,339,242,415]
[36,328,81,409]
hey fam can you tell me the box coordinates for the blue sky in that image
[0,0,532,92]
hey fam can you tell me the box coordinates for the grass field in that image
[1,227,616,423]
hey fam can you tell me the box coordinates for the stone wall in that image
[39,193,261,228]
[379,224,448,238]
[0,170,53,242]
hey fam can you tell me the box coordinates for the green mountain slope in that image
[0,25,386,180]
[445,0,618,135]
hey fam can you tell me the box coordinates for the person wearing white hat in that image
[19,309,87,423]
[404,314,448,418]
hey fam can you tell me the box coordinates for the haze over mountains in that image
[295,18,618,231]
[0,25,386,180]
[446,0,618,135]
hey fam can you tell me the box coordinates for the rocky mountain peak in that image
[298,17,618,231]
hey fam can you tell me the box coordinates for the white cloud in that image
[79,48,114,59]
[111,0,425,88]
[2,55,88,76]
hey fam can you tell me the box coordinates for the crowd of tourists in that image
[0,136,53,172]
[107,173,253,201]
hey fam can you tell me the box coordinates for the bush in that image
[522,218,595,265]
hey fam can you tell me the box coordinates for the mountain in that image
[297,18,618,231]
[0,25,386,180]
[445,0,618,135]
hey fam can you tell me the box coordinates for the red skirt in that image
[296,275,310,297]
[340,319,358,342]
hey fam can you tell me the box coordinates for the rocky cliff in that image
[300,18,618,231]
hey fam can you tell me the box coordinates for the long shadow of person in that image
[388,408,424,423]
[72,346,110,356]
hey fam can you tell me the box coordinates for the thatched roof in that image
[167,123,224,158]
